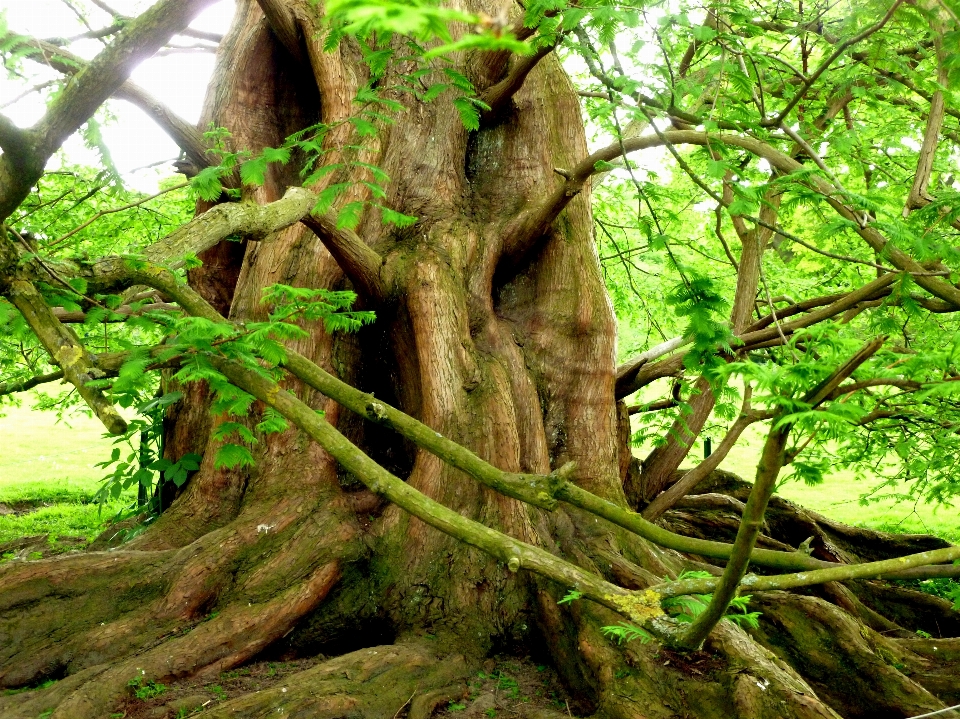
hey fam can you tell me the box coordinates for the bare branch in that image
[5,275,126,434]
[32,0,218,158]
[53,301,178,323]
[677,9,717,78]
[905,5,950,213]
[47,181,189,250]
[643,391,765,520]
[11,37,210,169]
[738,275,898,348]
[153,44,217,57]
[272,353,842,575]
[675,337,884,649]
[479,43,556,118]
[656,543,960,597]
[144,187,317,270]
[626,397,679,415]
[615,335,687,394]
[575,129,960,309]
[178,27,223,44]
[617,274,899,399]
[761,0,905,126]
[0,370,65,397]
[746,290,855,332]
[43,23,123,45]
[88,0,121,15]
[0,80,60,111]
[676,421,792,649]
[5,189,380,306]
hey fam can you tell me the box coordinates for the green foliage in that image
[92,391,200,525]
[661,572,762,629]
[665,275,732,375]
[558,589,583,605]
[577,0,960,509]
[600,622,653,645]
[127,674,166,700]
[896,576,960,612]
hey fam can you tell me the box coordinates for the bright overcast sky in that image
[0,0,236,190]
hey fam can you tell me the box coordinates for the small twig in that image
[46,181,189,250]
[0,80,60,110]
[759,259,798,362]
[88,0,122,16]
[906,702,960,718]
[393,689,417,719]
[762,0,905,126]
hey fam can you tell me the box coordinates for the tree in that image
[1,0,960,716]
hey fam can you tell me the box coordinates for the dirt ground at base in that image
[110,656,327,718]
[107,653,579,719]
[431,655,581,719]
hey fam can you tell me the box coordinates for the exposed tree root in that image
[0,459,363,718]
[749,592,954,719]
[2,501,958,718]
[543,596,842,719]
[186,642,471,719]
[893,637,960,705]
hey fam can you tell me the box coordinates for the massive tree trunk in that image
[1,2,958,718]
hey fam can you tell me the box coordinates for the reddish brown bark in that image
[0,2,958,718]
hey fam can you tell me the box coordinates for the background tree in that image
[1,0,960,717]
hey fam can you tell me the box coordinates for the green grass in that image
[0,404,118,493]
[0,403,132,544]
[698,422,960,542]
[0,503,130,544]
[1,398,958,548]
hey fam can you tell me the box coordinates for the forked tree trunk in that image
[1,2,958,718]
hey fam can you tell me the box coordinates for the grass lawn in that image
[0,400,958,547]
[0,403,132,544]
[629,378,960,543]
[700,422,960,542]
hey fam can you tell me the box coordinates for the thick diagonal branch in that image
[617,273,898,399]
[642,390,766,520]
[675,337,884,649]
[7,36,210,169]
[655,543,960,597]
[300,214,385,300]
[6,278,127,434]
[479,43,556,119]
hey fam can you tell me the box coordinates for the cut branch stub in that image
[7,278,126,434]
